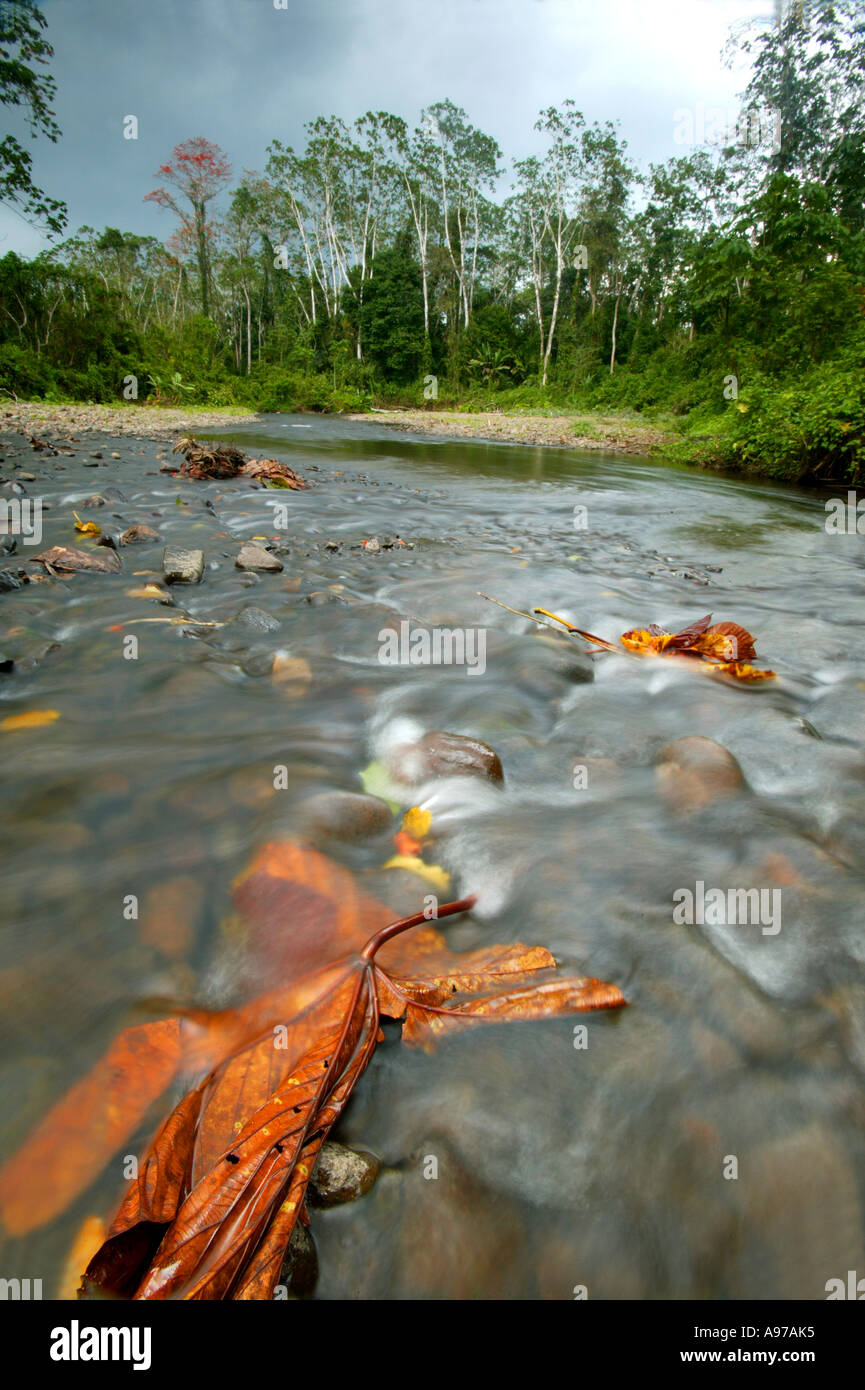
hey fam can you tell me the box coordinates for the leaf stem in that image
[362,895,477,961]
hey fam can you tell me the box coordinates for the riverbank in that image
[347,407,670,456]
[0,401,258,443]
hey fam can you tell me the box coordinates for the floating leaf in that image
[73,511,101,537]
[358,759,402,813]
[126,584,166,599]
[402,806,432,840]
[1,709,60,731]
[382,855,451,892]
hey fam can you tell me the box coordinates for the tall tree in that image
[423,100,501,331]
[0,0,66,233]
[145,138,232,318]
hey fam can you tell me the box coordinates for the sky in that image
[1,0,778,257]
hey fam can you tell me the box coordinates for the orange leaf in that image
[1,709,60,732]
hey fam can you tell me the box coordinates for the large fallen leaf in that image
[0,855,625,1299]
[72,897,623,1300]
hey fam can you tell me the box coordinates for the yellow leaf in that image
[1,710,60,731]
[57,1214,107,1300]
[126,585,166,599]
[73,511,101,537]
[402,806,432,840]
[382,855,451,892]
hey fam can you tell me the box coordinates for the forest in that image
[1,0,864,483]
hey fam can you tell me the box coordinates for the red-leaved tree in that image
[145,137,232,318]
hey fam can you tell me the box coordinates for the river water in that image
[1,413,864,1299]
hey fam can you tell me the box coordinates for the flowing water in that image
[2,414,864,1299]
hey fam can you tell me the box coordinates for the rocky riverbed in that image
[1,410,864,1301]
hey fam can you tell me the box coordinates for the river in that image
[1,413,864,1299]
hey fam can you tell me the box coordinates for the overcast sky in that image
[1,0,775,257]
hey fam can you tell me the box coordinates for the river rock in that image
[162,546,204,584]
[234,605,281,633]
[0,570,21,591]
[386,730,504,786]
[301,790,393,841]
[120,524,160,546]
[728,1122,865,1298]
[655,735,746,812]
[277,1221,318,1299]
[308,1141,380,1207]
[236,542,283,572]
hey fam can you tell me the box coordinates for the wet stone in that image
[308,1141,380,1208]
[301,790,394,842]
[162,546,204,584]
[236,542,283,572]
[234,605,281,633]
[277,1221,318,1299]
[655,735,746,813]
[387,730,505,786]
[120,524,160,546]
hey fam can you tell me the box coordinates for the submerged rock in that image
[301,790,393,842]
[655,735,746,813]
[234,605,281,633]
[386,730,505,786]
[120,524,160,546]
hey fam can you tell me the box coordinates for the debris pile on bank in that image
[172,436,306,488]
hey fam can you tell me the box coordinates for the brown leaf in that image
[0,1019,188,1236]
[2,845,625,1300]
[240,459,306,488]
[74,895,624,1300]
[703,621,757,663]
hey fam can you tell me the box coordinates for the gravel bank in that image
[346,408,668,455]
[1,401,259,443]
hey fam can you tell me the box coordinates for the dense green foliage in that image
[0,0,66,234]
[1,2,864,483]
